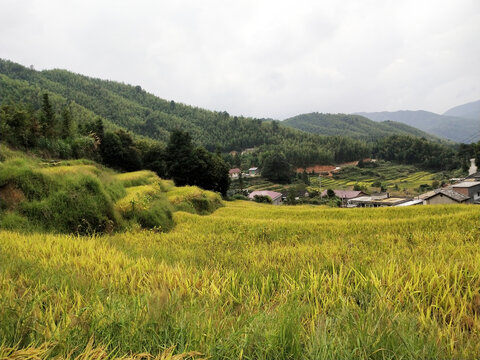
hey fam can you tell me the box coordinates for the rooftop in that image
[321,190,365,199]
[248,190,282,201]
[396,199,423,206]
[452,181,480,188]
[420,188,470,202]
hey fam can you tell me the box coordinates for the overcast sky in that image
[1,0,479,119]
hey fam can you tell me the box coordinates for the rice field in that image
[314,163,440,194]
[1,201,480,359]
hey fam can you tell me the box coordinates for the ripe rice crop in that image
[1,201,480,359]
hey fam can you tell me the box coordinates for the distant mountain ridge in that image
[282,113,440,141]
[356,106,480,143]
[443,99,480,120]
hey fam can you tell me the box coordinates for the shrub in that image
[134,199,174,231]
[20,175,120,234]
[253,195,272,204]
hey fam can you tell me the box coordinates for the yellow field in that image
[1,201,480,359]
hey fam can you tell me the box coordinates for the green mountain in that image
[0,59,372,166]
[443,99,480,121]
[282,113,440,141]
[356,109,480,143]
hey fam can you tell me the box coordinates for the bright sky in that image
[1,0,479,119]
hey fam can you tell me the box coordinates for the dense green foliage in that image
[166,130,230,195]
[458,141,480,173]
[283,113,439,141]
[0,59,372,166]
[373,135,460,170]
[0,59,467,174]
[260,151,294,184]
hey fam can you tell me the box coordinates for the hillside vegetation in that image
[0,145,222,234]
[0,59,371,166]
[1,201,480,358]
[283,113,439,141]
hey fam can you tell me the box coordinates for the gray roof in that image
[395,199,424,206]
[452,181,480,188]
[421,188,470,202]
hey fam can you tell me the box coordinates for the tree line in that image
[0,97,230,195]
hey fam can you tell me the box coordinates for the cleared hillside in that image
[283,113,440,141]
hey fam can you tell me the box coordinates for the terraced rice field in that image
[315,164,439,193]
[1,201,480,359]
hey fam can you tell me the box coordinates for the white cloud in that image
[1,0,479,118]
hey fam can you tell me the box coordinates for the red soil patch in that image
[296,159,372,174]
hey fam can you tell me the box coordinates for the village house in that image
[228,168,241,179]
[419,188,470,205]
[348,192,410,207]
[451,181,480,203]
[320,190,367,200]
[248,167,259,176]
[248,190,283,205]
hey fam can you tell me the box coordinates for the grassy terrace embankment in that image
[0,146,222,234]
[1,201,480,359]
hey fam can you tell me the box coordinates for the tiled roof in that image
[229,168,241,174]
[320,190,365,199]
[421,188,470,202]
[452,181,480,188]
[248,190,282,201]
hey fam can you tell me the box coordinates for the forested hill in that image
[282,113,440,141]
[356,110,480,143]
[0,59,378,165]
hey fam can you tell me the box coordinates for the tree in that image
[326,189,335,198]
[40,93,55,137]
[261,151,294,184]
[141,142,168,178]
[238,172,244,191]
[285,188,296,205]
[301,169,310,185]
[101,130,142,171]
[166,130,195,186]
[61,106,73,139]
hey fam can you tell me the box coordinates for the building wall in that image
[452,184,480,203]
[467,185,480,202]
[272,198,282,205]
[424,194,460,205]
[453,187,469,197]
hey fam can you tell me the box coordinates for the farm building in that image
[248,167,259,176]
[248,190,282,205]
[320,190,367,199]
[451,181,480,203]
[229,168,241,179]
[348,193,410,207]
[419,188,470,205]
